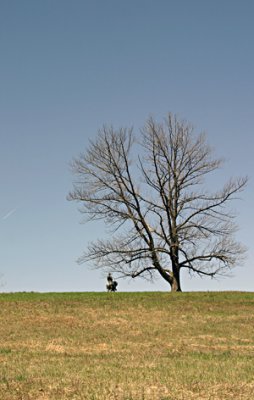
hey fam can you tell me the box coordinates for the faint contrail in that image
[2,208,17,220]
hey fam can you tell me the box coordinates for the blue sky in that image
[0,0,253,292]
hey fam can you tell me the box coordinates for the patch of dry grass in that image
[0,291,254,399]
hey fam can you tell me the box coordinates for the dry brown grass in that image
[0,291,254,399]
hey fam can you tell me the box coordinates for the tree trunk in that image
[171,272,182,292]
[156,264,182,292]
[152,251,182,291]
[170,246,182,292]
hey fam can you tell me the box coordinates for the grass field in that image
[0,291,254,399]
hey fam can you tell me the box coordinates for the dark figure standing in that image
[106,273,118,292]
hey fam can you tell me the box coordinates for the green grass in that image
[0,291,254,399]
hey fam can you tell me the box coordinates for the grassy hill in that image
[0,291,254,399]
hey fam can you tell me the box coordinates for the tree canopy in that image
[68,113,247,291]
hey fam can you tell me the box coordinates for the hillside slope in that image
[0,292,253,399]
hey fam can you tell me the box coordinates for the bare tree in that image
[68,113,247,291]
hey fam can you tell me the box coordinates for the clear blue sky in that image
[0,0,253,292]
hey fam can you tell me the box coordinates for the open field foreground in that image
[0,292,254,400]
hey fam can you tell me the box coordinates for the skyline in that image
[0,0,253,292]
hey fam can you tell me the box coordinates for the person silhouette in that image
[106,273,118,292]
